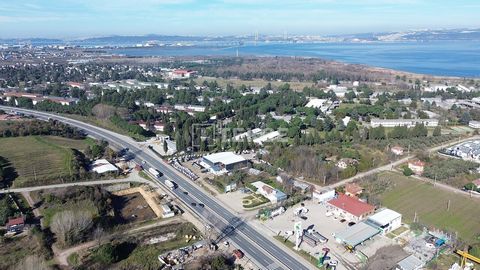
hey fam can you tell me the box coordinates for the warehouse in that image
[366,208,402,235]
[333,222,381,249]
[370,118,438,128]
[200,152,249,174]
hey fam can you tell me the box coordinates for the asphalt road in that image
[0,106,310,270]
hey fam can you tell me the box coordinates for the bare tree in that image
[50,210,93,246]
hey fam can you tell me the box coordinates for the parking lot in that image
[259,199,398,270]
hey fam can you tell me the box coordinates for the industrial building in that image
[200,152,249,174]
[333,222,380,248]
[370,118,438,128]
[443,140,480,161]
[365,208,402,235]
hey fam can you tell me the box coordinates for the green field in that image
[377,172,480,242]
[0,136,90,187]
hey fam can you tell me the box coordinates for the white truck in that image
[165,179,176,190]
[148,167,161,178]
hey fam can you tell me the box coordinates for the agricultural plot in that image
[0,136,89,187]
[377,172,480,243]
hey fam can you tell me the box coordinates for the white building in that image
[366,209,402,235]
[251,181,287,203]
[253,131,282,145]
[424,84,450,92]
[200,152,249,174]
[370,118,438,128]
[90,159,119,174]
[305,98,329,109]
[469,121,480,129]
[161,204,174,218]
[312,188,336,203]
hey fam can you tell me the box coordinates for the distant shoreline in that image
[105,41,480,78]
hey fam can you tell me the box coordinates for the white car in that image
[325,212,333,217]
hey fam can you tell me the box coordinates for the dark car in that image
[198,203,205,207]
[340,219,347,223]
[300,216,308,220]
[183,191,188,195]
[191,202,197,206]
[348,222,356,227]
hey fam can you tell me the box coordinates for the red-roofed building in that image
[408,159,425,175]
[67,82,85,89]
[327,194,375,221]
[345,183,363,197]
[6,216,25,233]
[168,69,196,79]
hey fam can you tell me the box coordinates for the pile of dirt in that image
[364,245,408,270]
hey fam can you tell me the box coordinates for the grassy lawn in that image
[377,172,480,243]
[242,194,270,208]
[0,136,90,187]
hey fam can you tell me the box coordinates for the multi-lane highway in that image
[0,105,311,270]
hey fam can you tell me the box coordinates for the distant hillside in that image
[332,28,480,42]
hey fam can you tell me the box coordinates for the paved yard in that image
[257,199,397,270]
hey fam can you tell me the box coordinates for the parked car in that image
[348,222,356,227]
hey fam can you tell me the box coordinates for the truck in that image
[148,167,161,178]
[165,179,176,190]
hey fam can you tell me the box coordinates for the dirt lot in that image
[112,193,156,224]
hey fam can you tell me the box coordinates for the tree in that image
[0,196,15,225]
[163,140,168,153]
[433,126,441,137]
[402,166,414,176]
[460,112,471,125]
[50,210,93,246]
[92,243,118,264]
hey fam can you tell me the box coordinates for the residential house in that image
[391,146,405,156]
[345,183,363,197]
[153,121,165,132]
[6,216,25,233]
[251,181,287,203]
[336,158,358,170]
[408,160,425,175]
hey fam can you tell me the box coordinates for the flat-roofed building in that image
[366,208,402,235]
[333,222,381,249]
[200,152,249,174]
[469,120,480,129]
[370,118,438,128]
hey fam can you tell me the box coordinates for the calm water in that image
[111,41,480,77]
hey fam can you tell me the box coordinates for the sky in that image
[0,0,479,39]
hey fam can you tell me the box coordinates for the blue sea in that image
[110,41,480,77]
